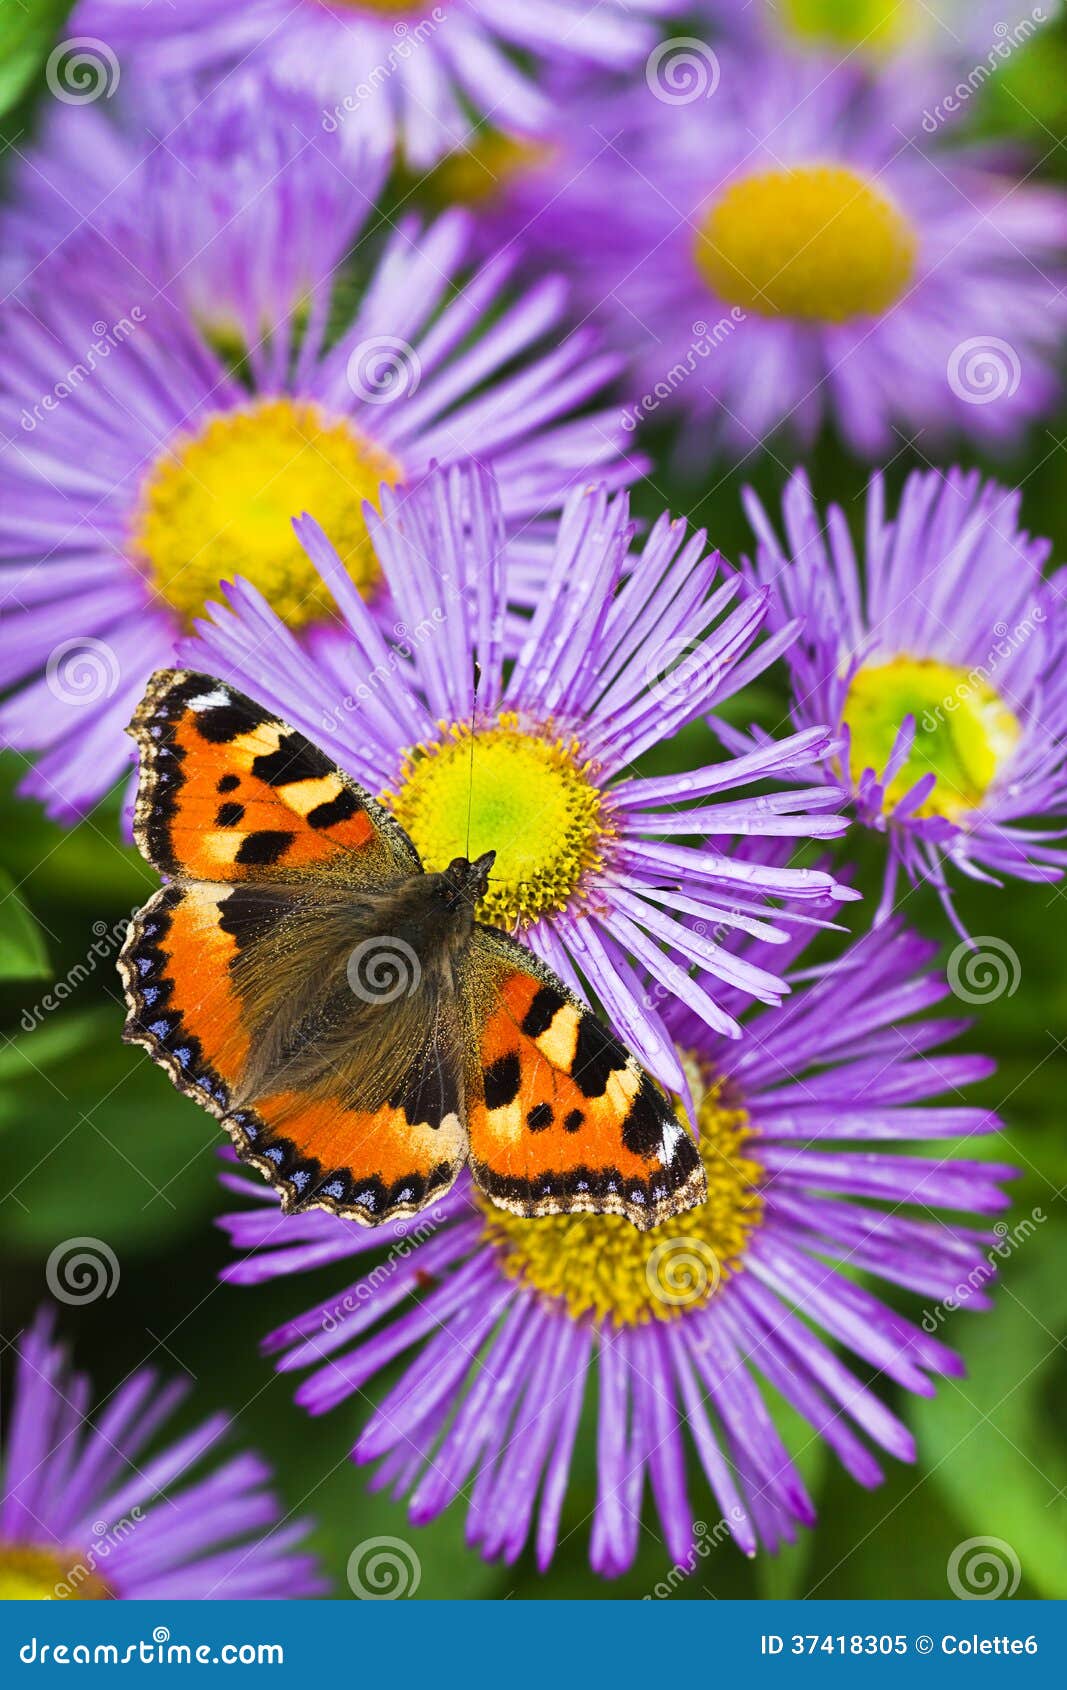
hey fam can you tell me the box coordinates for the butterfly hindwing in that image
[128,668,419,883]
[462,926,706,1231]
[230,1017,468,1223]
[119,881,256,1116]
[121,878,469,1224]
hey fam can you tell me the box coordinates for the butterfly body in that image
[119,671,706,1231]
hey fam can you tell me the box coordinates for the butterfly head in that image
[439,851,496,914]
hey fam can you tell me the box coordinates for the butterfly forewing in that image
[128,668,419,883]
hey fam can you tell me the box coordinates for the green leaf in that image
[755,1393,831,1599]
[911,1219,1067,1598]
[0,1007,109,1083]
[0,1005,221,1249]
[0,758,154,913]
[0,866,51,980]
[0,0,77,120]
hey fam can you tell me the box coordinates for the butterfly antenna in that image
[465,657,481,861]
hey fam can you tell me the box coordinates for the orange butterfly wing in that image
[127,669,418,884]
[120,671,466,1225]
[463,927,706,1231]
[238,1059,467,1223]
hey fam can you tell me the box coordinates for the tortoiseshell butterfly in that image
[118,671,707,1230]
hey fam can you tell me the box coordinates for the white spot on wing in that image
[659,1115,686,1164]
[187,688,231,712]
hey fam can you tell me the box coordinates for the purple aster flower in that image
[1,79,387,336]
[181,459,855,1086]
[0,102,634,824]
[218,903,1014,1576]
[737,467,1067,930]
[68,0,673,167]
[0,1306,325,1599]
[0,104,135,297]
[509,49,1066,462]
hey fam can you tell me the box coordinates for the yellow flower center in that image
[481,1076,764,1327]
[320,1,418,12]
[695,164,918,322]
[422,131,555,208]
[843,655,1022,821]
[0,1541,113,1600]
[387,717,607,930]
[781,0,915,51]
[131,398,401,630]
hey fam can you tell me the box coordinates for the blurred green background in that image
[1,0,1066,1601]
